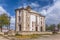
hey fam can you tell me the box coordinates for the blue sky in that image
[0,0,60,29]
[0,0,54,16]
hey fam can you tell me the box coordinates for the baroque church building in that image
[15,6,45,32]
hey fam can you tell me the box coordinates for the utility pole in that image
[8,17,11,31]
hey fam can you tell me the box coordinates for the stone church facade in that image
[15,6,45,32]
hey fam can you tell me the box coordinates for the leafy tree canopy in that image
[0,13,10,32]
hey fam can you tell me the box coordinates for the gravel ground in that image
[0,34,60,40]
[0,36,9,40]
[22,34,60,40]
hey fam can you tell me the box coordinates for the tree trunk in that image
[58,26,59,31]
[7,25,9,31]
[1,26,2,32]
[7,26,8,30]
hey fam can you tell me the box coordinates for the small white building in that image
[15,6,45,32]
[0,28,8,32]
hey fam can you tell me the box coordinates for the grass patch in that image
[15,34,52,39]
[15,34,42,39]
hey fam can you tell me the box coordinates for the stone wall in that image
[18,32,52,35]
[8,30,15,36]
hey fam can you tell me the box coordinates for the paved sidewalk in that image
[0,36,9,40]
[0,34,60,40]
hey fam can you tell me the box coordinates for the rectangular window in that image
[19,25,21,31]
[18,16,20,22]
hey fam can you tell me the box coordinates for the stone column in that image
[21,10,26,31]
[15,10,20,32]
[36,16,38,31]
[42,17,45,32]
[40,17,45,32]
[37,16,40,31]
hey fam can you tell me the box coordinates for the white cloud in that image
[0,6,10,16]
[18,3,27,8]
[30,3,40,7]
[10,16,15,23]
[41,0,60,25]
[10,16,15,30]
[18,2,40,9]
[29,0,60,25]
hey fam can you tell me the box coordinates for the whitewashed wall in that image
[37,16,40,31]
[16,10,19,31]
[23,10,26,31]
[30,15,36,31]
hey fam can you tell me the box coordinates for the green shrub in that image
[15,33,22,36]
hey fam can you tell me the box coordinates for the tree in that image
[0,13,10,32]
[47,24,56,31]
[46,24,48,31]
[57,23,60,31]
